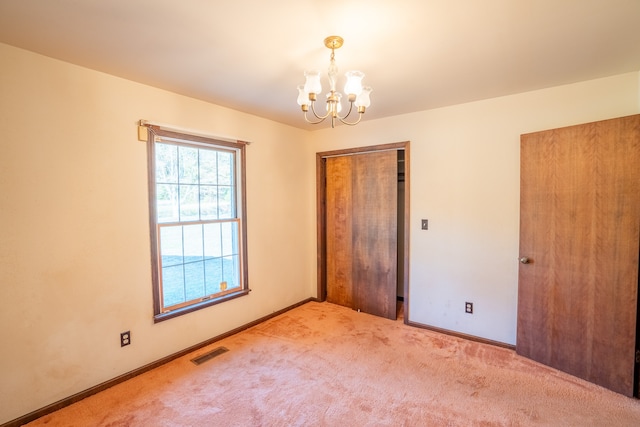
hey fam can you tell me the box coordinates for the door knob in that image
[519,256,530,264]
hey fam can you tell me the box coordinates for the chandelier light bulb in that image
[303,70,322,95]
[344,71,364,97]
[297,85,310,106]
[355,86,372,108]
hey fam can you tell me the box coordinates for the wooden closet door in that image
[517,114,640,396]
[326,156,354,309]
[326,150,398,320]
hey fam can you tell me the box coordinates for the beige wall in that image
[1,40,639,423]
[306,71,640,345]
[0,43,314,423]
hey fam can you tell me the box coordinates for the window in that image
[145,126,248,322]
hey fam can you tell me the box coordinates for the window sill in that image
[153,289,250,323]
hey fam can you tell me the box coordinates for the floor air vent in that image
[191,346,229,365]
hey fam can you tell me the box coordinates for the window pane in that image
[179,146,199,184]
[184,261,205,301]
[222,255,240,288]
[221,221,238,256]
[203,223,222,258]
[162,265,185,307]
[155,143,178,183]
[157,184,179,223]
[204,258,223,294]
[183,225,204,262]
[218,151,233,186]
[218,186,234,219]
[200,185,218,220]
[179,184,199,221]
[199,150,217,185]
[160,226,183,267]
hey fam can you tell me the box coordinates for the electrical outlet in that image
[120,331,131,347]
[465,302,473,314]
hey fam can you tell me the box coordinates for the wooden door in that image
[326,150,398,320]
[517,115,640,396]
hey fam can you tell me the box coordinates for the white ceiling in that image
[1,0,639,130]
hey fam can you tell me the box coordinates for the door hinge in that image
[635,350,640,364]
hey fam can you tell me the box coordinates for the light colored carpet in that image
[27,301,640,426]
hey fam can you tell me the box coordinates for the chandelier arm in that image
[336,101,354,121]
[303,109,326,125]
[309,101,332,120]
[338,111,364,126]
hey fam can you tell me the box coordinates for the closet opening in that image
[316,142,410,322]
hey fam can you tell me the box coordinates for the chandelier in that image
[297,36,372,128]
